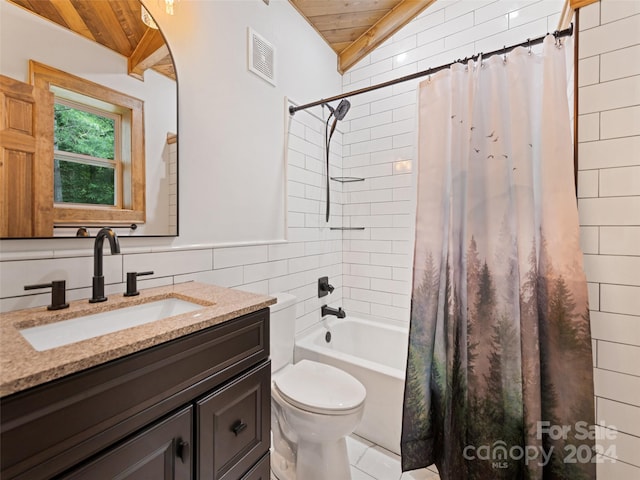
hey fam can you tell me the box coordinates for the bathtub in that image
[294,316,408,455]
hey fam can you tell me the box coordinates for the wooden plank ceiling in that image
[8,0,175,81]
[289,0,437,73]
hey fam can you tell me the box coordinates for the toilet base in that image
[271,449,295,480]
[271,437,352,480]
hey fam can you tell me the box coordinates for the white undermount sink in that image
[20,297,207,352]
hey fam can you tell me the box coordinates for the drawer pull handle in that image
[231,420,247,436]
[177,439,190,463]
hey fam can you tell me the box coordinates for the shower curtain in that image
[401,36,595,480]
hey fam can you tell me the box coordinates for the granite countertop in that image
[0,282,275,397]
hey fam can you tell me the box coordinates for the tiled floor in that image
[347,434,440,480]
[270,433,440,480]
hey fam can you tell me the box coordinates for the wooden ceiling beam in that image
[570,0,599,8]
[558,0,573,29]
[128,28,169,80]
[338,0,437,74]
[558,0,598,31]
[332,41,353,54]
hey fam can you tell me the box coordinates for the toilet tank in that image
[269,293,297,373]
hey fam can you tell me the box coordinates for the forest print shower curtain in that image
[401,36,595,480]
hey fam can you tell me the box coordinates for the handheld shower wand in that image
[328,99,351,139]
[324,99,350,222]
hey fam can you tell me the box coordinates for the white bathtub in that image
[294,316,408,455]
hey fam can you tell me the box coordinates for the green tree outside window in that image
[53,103,116,205]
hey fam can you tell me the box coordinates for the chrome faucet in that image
[89,228,121,303]
[321,305,346,319]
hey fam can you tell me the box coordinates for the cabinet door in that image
[61,407,192,480]
[241,454,270,480]
[197,362,270,480]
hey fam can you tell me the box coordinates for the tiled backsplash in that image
[0,105,344,338]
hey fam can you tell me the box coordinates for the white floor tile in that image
[347,434,375,465]
[271,434,440,480]
[356,445,403,480]
[351,465,378,480]
[400,467,440,479]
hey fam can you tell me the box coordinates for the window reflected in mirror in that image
[31,60,146,229]
[54,102,117,206]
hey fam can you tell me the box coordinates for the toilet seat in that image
[273,359,366,415]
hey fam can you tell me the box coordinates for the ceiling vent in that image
[248,28,276,86]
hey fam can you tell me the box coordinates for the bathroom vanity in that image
[0,282,275,480]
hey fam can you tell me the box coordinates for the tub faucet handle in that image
[318,276,334,297]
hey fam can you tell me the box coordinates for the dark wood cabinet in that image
[60,406,193,480]
[197,363,270,480]
[240,454,271,480]
[0,308,271,480]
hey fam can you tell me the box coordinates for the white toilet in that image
[269,293,366,480]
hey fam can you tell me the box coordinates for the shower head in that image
[333,99,351,121]
[326,99,351,121]
[327,99,351,140]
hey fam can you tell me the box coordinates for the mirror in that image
[0,0,178,237]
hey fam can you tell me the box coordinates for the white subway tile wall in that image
[340,0,567,326]
[578,1,640,478]
[1,2,638,477]
[340,0,640,477]
[0,105,344,339]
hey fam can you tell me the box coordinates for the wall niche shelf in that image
[330,176,365,183]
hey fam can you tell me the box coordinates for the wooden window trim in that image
[29,60,145,226]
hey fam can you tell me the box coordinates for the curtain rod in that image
[289,24,573,116]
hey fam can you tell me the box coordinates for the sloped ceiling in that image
[290,0,587,74]
[289,0,437,73]
[8,0,175,81]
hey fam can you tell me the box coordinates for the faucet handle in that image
[24,280,69,310]
[318,276,335,297]
[124,271,154,297]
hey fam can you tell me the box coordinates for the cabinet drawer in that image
[60,407,192,480]
[197,362,270,480]
[241,453,271,480]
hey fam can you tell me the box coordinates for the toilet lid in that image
[274,360,366,414]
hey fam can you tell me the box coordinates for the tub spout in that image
[321,305,346,318]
